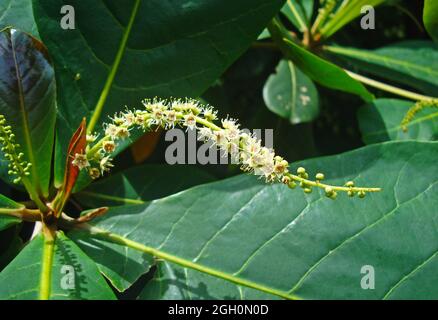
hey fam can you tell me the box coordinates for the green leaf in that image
[358,99,438,144]
[263,59,319,124]
[32,0,285,186]
[72,141,438,299]
[75,164,215,208]
[0,28,56,197]
[268,18,373,101]
[70,164,214,292]
[281,0,313,32]
[0,0,38,37]
[0,232,116,299]
[0,194,23,231]
[139,261,278,300]
[326,41,438,96]
[320,0,386,39]
[424,0,438,44]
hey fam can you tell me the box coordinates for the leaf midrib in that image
[10,33,41,194]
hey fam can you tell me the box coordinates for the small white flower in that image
[184,113,197,130]
[86,133,98,144]
[198,127,213,141]
[105,124,119,139]
[102,140,116,153]
[100,156,114,174]
[72,153,90,170]
[116,126,130,139]
[123,110,136,126]
[165,110,178,128]
[203,106,217,121]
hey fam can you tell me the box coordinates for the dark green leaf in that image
[326,41,438,96]
[263,59,319,124]
[0,28,56,197]
[268,19,373,101]
[0,232,116,299]
[73,141,438,299]
[358,99,438,144]
[424,0,438,44]
[33,0,285,186]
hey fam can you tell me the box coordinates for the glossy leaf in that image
[0,0,38,37]
[358,99,438,144]
[263,59,319,124]
[0,194,23,231]
[268,19,373,101]
[0,232,116,299]
[32,0,285,186]
[75,164,214,208]
[0,28,56,197]
[72,141,438,299]
[326,41,438,96]
[424,0,438,44]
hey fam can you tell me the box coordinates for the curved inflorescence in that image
[401,99,438,132]
[74,98,381,199]
[0,115,32,184]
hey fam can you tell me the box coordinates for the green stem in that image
[286,173,381,193]
[78,224,300,300]
[39,229,55,300]
[87,0,141,134]
[345,70,436,102]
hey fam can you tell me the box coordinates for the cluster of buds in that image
[401,99,438,132]
[73,98,380,199]
[0,115,32,184]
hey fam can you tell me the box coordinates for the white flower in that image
[203,106,217,121]
[122,110,136,126]
[184,113,197,130]
[105,124,119,139]
[116,126,130,139]
[72,153,90,170]
[165,110,178,128]
[100,156,114,174]
[86,134,98,143]
[102,140,116,153]
[198,127,213,141]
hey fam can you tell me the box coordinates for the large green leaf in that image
[75,164,215,208]
[358,99,438,144]
[0,28,56,197]
[71,164,214,292]
[263,59,319,124]
[32,0,285,186]
[0,232,116,299]
[326,41,438,96]
[0,0,38,37]
[268,18,373,101]
[0,194,22,232]
[72,141,438,299]
[424,0,438,44]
